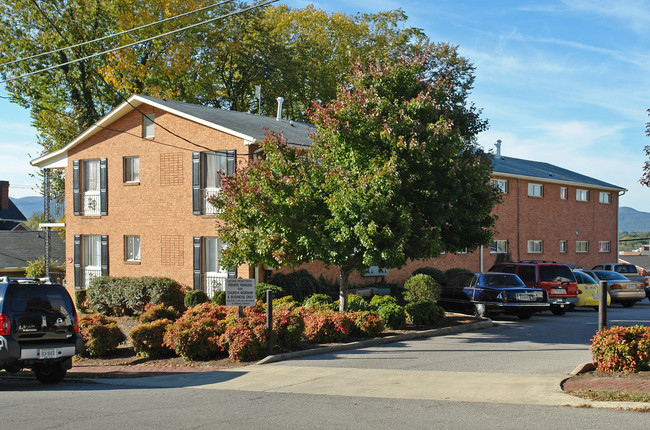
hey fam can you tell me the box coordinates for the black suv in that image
[0,277,83,383]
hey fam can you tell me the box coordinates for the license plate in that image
[626,285,637,289]
[552,289,565,294]
[516,293,534,301]
[592,294,600,299]
[39,348,56,359]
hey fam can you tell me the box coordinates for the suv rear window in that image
[539,265,574,283]
[615,265,637,274]
[4,285,75,317]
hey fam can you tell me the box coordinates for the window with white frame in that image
[490,240,508,254]
[490,179,508,194]
[576,189,589,202]
[560,240,567,253]
[527,240,543,253]
[576,240,589,253]
[123,156,140,183]
[528,183,543,197]
[456,248,468,254]
[560,187,568,200]
[82,159,101,215]
[143,113,155,138]
[124,235,141,261]
[599,241,611,253]
[599,192,611,204]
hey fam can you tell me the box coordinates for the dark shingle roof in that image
[492,155,625,191]
[0,231,65,269]
[138,95,315,146]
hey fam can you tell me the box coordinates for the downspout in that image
[617,190,626,261]
[516,178,521,261]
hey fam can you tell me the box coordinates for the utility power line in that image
[1,0,279,84]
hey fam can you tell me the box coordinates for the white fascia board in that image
[139,96,257,145]
[491,172,627,193]
[38,223,66,228]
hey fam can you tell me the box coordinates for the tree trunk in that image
[338,266,351,312]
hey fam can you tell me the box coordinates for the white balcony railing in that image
[202,187,220,215]
[83,267,102,289]
[83,190,101,216]
[203,272,227,299]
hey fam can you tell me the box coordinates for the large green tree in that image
[214,46,500,311]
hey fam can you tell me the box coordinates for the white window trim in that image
[491,179,508,194]
[490,240,508,254]
[560,187,568,200]
[599,241,611,253]
[143,113,155,138]
[576,189,589,202]
[576,240,589,253]
[527,240,543,254]
[560,240,567,254]
[125,235,141,261]
[528,183,543,197]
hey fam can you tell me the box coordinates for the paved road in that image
[2,302,650,429]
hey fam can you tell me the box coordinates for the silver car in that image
[580,270,645,307]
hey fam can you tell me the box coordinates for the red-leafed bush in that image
[78,314,126,357]
[130,319,174,358]
[219,309,268,361]
[163,303,233,360]
[139,303,180,323]
[591,325,650,372]
[273,307,305,351]
[348,311,384,337]
[302,309,352,343]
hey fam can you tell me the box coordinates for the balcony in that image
[82,190,101,216]
[83,267,102,289]
[203,272,227,299]
[202,187,220,215]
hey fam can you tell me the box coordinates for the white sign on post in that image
[225,279,255,306]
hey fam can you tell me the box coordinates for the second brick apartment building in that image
[31,95,626,295]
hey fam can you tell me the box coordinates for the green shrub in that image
[444,267,471,280]
[267,270,321,301]
[412,267,446,286]
[591,325,650,372]
[139,303,180,323]
[87,276,186,316]
[78,314,126,357]
[163,303,232,360]
[303,293,335,309]
[75,290,88,313]
[273,295,300,310]
[302,309,352,343]
[403,274,441,304]
[130,319,175,358]
[347,294,368,311]
[369,295,397,311]
[377,303,407,330]
[405,300,445,326]
[185,290,209,308]
[219,309,268,361]
[348,311,384,337]
[212,290,226,305]
[255,283,286,301]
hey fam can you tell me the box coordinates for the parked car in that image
[580,270,645,307]
[488,261,578,315]
[440,272,549,319]
[591,263,650,300]
[572,270,611,309]
[0,277,83,384]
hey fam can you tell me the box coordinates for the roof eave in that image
[492,172,626,192]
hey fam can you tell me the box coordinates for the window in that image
[73,234,107,289]
[73,158,107,216]
[124,235,141,261]
[599,241,611,253]
[528,183,543,197]
[560,187,568,200]
[124,156,140,183]
[490,179,508,194]
[599,192,611,204]
[527,240,543,254]
[560,240,567,253]
[193,237,236,298]
[192,150,236,215]
[490,240,508,254]
[456,248,468,254]
[576,240,589,253]
[576,189,589,202]
[143,113,155,138]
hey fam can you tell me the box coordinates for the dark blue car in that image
[440,272,549,319]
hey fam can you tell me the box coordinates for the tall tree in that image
[214,46,500,311]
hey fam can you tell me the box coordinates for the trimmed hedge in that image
[185,290,209,308]
[405,300,445,326]
[255,283,286,301]
[78,314,126,357]
[403,274,441,304]
[591,325,650,372]
[412,267,446,286]
[377,303,407,329]
[130,319,175,358]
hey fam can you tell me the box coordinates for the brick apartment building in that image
[31,95,625,295]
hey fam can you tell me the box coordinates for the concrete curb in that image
[256,319,493,365]
[569,361,596,376]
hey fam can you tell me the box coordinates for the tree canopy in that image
[214,46,500,310]
[0,1,428,200]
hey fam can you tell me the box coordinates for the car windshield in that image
[593,271,627,281]
[483,274,525,288]
[539,265,575,283]
[615,265,638,274]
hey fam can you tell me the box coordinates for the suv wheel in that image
[33,364,67,384]
[550,305,567,316]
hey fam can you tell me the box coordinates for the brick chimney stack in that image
[0,181,8,211]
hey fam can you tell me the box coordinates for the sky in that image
[2,0,650,211]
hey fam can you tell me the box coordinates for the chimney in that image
[0,181,9,211]
[495,139,502,157]
[276,97,284,121]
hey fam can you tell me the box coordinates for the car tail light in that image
[645,278,649,287]
[73,314,80,333]
[610,283,622,290]
[0,313,10,336]
[577,289,582,294]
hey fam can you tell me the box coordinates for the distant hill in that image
[619,207,650,232]
[9,196,64,220]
